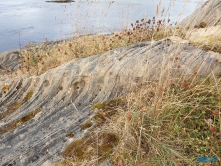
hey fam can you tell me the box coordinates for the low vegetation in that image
[55,74,220,165]
[194,21,207,29]
[0,107,42,134]
[6,16,180,77]
[0,91,34,120]
[190,35,221,54]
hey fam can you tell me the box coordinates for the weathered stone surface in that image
[0,50,20,74]
[180,0,221,28]
[0,40,221,166]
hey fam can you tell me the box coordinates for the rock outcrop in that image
[0,50,20,75]
[0,39,221,166]
[180,0,221,28]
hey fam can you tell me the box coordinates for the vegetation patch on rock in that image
[0,91,34,120]
[0,107,42,134]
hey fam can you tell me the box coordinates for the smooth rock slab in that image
[0,41,221,166]
[180,0,221,28]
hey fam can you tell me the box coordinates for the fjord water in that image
[0,0,203,54]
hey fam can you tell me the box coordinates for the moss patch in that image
[81,120,93,130]
[194,22,207,28]
[62,132,119,163]
[0,107,42,134]
[67,132,75,138]
[23,91,34,102]
[92,98,127,127]
[0,91,34,120]
[1,85,9,93]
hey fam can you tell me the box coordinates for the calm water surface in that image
[0,0,204,53]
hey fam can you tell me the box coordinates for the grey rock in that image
[0,41,221,166]
[180,0,221,28]
[0,50,20,74]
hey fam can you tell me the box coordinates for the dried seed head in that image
[103,112,107,118]
[212,110,219,117]
[127,114,132,121]
[182,81,189,88]
[193,72,198,75]
[209,126,216,134]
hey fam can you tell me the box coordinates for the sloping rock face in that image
[180,0,221,28]
[0,41,221,166]
[0,50,20,75]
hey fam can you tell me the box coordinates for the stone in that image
[180,0,221,28]
[0,40,221,165]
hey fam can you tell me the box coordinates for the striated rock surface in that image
[0,50,20,74]
[180,0,221,28]
[0,40,221,166]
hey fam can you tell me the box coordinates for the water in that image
[0,0,204,53]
